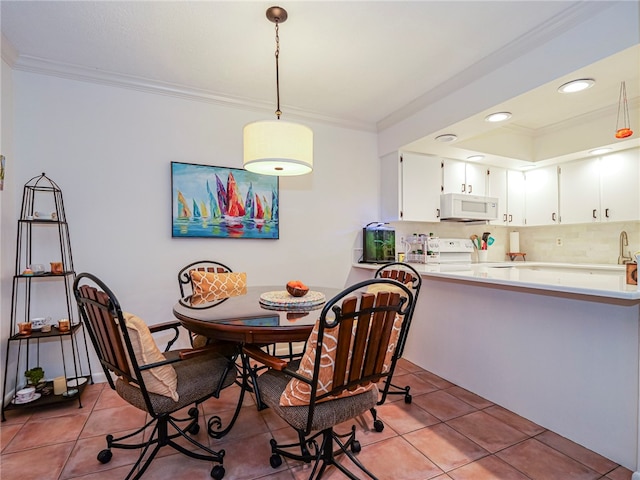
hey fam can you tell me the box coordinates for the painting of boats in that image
[171,162,279,239]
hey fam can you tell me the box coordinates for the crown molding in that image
[376,1,615,132]
[10,54,376,133]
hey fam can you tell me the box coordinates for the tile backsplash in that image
[391,220,640,264]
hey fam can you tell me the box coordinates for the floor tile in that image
[59,429,144,479]
[1,423,23,452]
[605,465,634,480]
[404,423,489,472]
[448,455,531,480]
[396,358,424,374]
[79,405,147,439]
[483,404,545,437]
[3,411,90,452]
[0,442,75,480]
[414,370,455,389]
[92,385,129,410]
[496,438,601,480]
[535,430,618,475]
[381,372,440,401]
[412,390,477,421]
[447,410,529,453]
[445,386,494,409]
[375,399,440,434]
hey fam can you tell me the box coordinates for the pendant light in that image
[243,6,313,176]
[615,81,633,139]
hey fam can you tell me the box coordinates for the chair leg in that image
[98,408,225,480]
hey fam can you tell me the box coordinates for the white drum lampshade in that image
[243,120,313,176]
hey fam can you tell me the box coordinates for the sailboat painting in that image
[171,162,279,239]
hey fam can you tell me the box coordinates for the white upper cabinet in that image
[488,167,524,226]
[524,165,559,226]
[442,159,487,196]
[380,151,442,222]
[560,149,639,224]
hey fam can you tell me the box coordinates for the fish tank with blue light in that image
[362,223,395,263]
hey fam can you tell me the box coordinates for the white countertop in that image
[353,261,640,303]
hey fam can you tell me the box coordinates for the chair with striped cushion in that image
[243,278,413,479]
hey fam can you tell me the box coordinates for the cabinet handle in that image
[552,212,557,221]
[508,214,513,223]
[605,208,610,218]
[592,209,597,219]
[436,208,440,218]
[468,184,473,194]
[461,183,466,193]
[503,214,508,222]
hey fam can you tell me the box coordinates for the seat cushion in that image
[259,368,378,432]
[190,271,247,300]
[122,312,179,401]
[116,350,236,414]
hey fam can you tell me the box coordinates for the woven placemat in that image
[259,290,326,309]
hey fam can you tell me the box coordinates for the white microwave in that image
[440,193,498,221]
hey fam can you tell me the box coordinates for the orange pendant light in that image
[615,81,633,139]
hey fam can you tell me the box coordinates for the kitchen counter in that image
[353,261,640,304]
[350,261,640,472]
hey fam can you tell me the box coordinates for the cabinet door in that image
[442,159,487,195]
[525,165,559,226]
[488,167,508,225]
[600,150,639,222]
[401,152,442,222]
[559,158,600,224]
[507,170,525,226]
[442,159,467,194]
[465,163,487,196]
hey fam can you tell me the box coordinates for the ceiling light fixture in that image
[466,155,484,161]
[484,112,512,123]
[615,81,633,139]
[243,6,313,176]
[557,78,595,94]
[435,134,458,143]
[589,148,612,156]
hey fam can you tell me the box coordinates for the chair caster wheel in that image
[188,407,199,418]
[404,394,412,404]
[188,423,200,435]
[97,449,112,464]
[210,465,225,479]
[351,440,361,453]
[270,454,283,468]
[373,419,384,432]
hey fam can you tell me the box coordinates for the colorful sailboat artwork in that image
[171,162,279,239]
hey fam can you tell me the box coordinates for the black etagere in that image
[2,173,92,420]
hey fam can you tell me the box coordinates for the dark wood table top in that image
[172,286,342,344]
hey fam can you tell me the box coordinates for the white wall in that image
[2,70,379,382]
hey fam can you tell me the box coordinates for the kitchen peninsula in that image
[352,262,640,474]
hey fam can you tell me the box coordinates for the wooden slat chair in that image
[370,262,422,432]
[73,272,236,480]
[243,278,413,480]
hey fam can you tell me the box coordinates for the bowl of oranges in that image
[286,280,309,297]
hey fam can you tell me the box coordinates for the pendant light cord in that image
[274,20,282,119]
[616,81,630,131]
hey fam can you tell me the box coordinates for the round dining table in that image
[172,285,342,345]
[172,285,343,438]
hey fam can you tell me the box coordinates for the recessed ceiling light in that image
[589,147,612,155]
[466,155,484,161]
[435,134,458,143]
[557,78,595,94]
[484,112,512,123]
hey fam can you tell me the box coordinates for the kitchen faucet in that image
[618,230,633,264]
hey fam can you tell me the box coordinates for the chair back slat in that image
[78,284,131,379]
[315,279,412,400]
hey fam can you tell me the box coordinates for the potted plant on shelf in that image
[25,367,45,387]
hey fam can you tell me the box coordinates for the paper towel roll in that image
[509,232,520,253]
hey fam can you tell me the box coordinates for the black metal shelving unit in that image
[2,173,93,421]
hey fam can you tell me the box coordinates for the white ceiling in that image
[1,1,638,168]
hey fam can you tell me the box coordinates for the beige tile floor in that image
[0,359,633,480]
